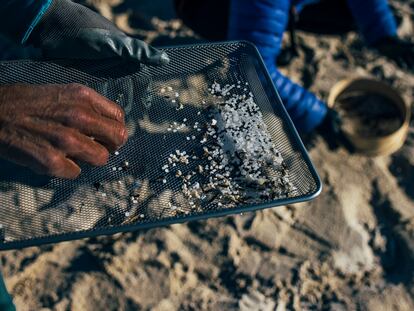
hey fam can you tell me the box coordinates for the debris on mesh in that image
[160,86,183,110]
[0,80,297,238]
[0,43,317,246]
[156,81,296,214]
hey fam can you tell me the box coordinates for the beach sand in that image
[1,0,414,310]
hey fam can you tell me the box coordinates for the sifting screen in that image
[0,42,321,250]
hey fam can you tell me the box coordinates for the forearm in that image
[346,0,397,45]
[0,0,52,43]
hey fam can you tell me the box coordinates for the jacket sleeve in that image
[228,0,327,133]
[346,0,397,45]
[228,0,290,63]
[0,0,52,44]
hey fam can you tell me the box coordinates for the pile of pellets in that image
[159,81,296,213]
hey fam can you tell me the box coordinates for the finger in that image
[62,84,125,123]
[53,107,128,151]
[74,29,170,66]
[41,155,80,180]
[57,129,110,166]
[128,38,170,66]
[20,119,110,166]
[0,129,81,179]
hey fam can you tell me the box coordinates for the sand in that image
[1,0,414,310]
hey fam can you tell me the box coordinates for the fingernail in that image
[159,52,170,65]
[121,128,129,145]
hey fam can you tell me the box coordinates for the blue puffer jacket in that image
[228,0,397,133]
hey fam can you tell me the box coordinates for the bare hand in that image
[0,83,127,179]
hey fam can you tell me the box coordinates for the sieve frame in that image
[0,41,322,250]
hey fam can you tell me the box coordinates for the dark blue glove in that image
[373,36,414,70]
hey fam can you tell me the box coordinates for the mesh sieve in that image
[0,41,321,250]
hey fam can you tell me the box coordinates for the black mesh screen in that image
[0,42,321,250]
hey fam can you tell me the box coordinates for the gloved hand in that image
[322,107,342,136]
[0,83,127,179]
[313,106,353,151]
[27,0,169,65]
[373,36,414,70]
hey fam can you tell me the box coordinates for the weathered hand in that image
[0,84,127,179]
[373,36,414,70]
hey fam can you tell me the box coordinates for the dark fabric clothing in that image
[0,0,52,43]
[0,273,15,311]
[292,0,397,43]
[174,0,230,40]
[295,0,356,34]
